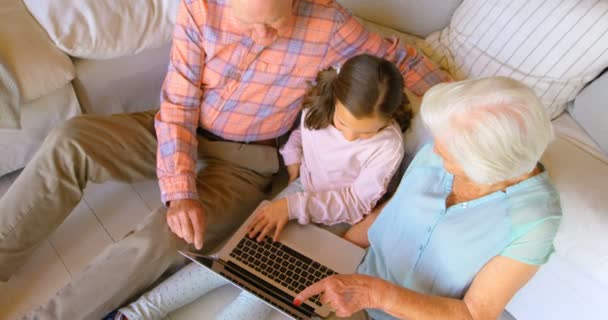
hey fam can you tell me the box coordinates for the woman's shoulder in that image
[406,143,444,169]
[500,171,562,264]
[505,171,562,217]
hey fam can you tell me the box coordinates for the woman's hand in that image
[286,163,301,183]
[247,199,289,242]
[294,274,388,317]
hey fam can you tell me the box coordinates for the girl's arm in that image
[342,200,388,248]
[286,139,403,225]
[279,126,303,166]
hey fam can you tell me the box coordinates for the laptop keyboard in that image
[229,236,337,307]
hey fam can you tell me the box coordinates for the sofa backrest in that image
[337,0,463,37]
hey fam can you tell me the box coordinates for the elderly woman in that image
[295,77,562,320]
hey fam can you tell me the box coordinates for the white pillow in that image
[422,0,608,119]
[338,0,462,37]
[24,0,179,59]
[0,0,74,103]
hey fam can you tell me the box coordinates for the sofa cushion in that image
[422,0,608,119]
[0,84,81,176]
[338,0,462,37]
[542,113,608,286]
[568,70,608,155]
[72,44,171,115]
[0,0,74,103]
[24,0,179,59]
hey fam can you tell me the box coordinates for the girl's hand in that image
[247,199,289,242]
[287,163,301,183]
[294,274,388,317]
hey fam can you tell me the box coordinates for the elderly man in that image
[3,0,449,318]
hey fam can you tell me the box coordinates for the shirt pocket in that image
[244,59,315,108]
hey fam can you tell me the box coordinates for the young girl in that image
[111,54,410,320]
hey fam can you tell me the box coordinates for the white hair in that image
[421,77,554,185]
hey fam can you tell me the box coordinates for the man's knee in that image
[44,115,99,151]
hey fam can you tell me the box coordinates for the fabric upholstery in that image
[0,56,20,129]
[338,0,462,37]
[0,0,74,103]
[568,70,608,155]
[23,0,179,59]
[0,84,80,176]
[422,0,608,119]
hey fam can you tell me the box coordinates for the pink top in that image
[279,111,405,225]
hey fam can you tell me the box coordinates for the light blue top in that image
[357,144,562,320]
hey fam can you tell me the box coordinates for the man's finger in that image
[189,211,204,250]
[179,213,194,244]
[294,278,329,306]
[170,216,182,238]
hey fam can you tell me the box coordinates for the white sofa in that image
[0,0,174,176]
[1,0,607,319]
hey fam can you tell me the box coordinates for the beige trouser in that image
[0,110,279,319]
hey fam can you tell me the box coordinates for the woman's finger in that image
[294,278,330,306]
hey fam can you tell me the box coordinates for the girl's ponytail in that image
[392,92,412,132]
[303,67,338,130]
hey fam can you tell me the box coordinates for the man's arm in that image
[325,6,452,96]
[156,0,208,249]
[156,0,206,205]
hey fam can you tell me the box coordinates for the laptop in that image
[180,201,366,320]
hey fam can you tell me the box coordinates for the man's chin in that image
[252,35,277,46]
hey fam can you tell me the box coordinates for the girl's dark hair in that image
[303,54,411,132]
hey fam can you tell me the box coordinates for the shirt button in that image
[427,227,431,233]
[418,245,424,251]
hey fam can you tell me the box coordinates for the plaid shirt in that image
[156,0,451,203]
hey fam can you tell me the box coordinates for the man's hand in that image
[166,199,207,250]
[247,199,289,242]
[294,274,387,318]
[286,163,301,183]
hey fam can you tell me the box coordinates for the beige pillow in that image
[0,0,74,103]
[24,0,179,59]
[0,57,20,129]
[422,0,608,119]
